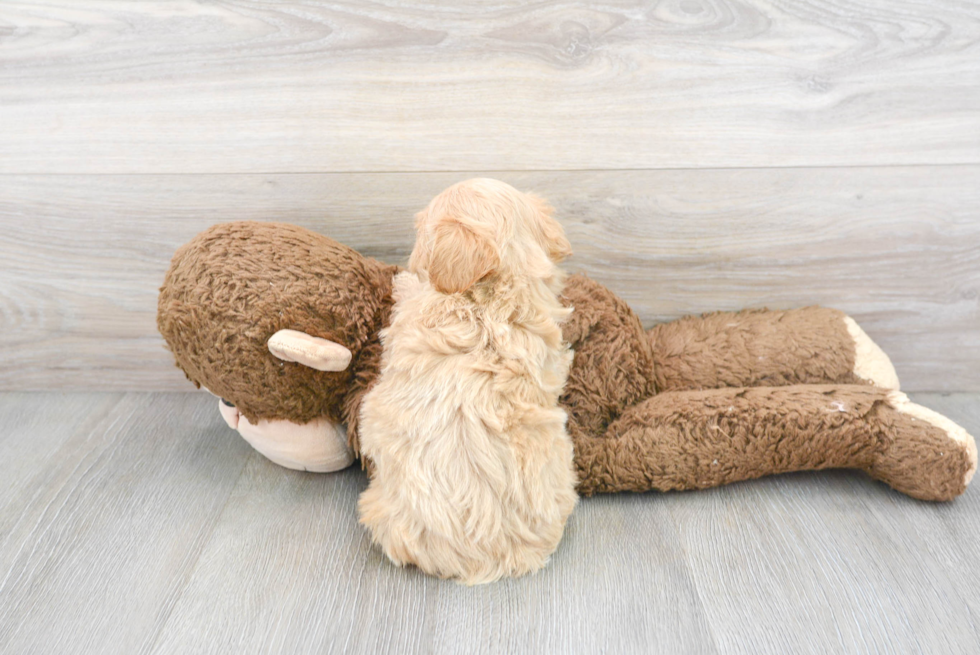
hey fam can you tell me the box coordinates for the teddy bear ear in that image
[267,330,352,371]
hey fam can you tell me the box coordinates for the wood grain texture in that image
[2,168,978,392]
[0,391,978,654]
[0,393,122,576]
[150,460,719,655]
[1,0,979,173]
[0,393,253,655]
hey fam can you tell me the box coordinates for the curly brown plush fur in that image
[158,222,977,501]
[158,223,398,425]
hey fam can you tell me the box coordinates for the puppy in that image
[357,178,578,584]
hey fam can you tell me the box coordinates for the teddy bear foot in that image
[217,399,355,472]
[869,391,977,500]
[843,316,900,389]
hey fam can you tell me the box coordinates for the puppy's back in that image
[358,271,577,584]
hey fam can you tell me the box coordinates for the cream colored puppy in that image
[358,178,579,584]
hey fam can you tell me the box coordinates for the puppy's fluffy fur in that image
[358,178,579,584]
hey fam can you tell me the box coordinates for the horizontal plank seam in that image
[2,162,980,177]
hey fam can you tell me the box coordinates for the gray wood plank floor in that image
[2,391,978,654]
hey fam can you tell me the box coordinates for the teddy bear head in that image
[157,221,398,426]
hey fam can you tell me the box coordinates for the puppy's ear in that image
[527,194,572,263]
[412,216,499,294]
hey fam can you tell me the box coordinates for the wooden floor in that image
[0,391,978,654]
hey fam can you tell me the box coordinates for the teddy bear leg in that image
[842,316,900,389]
[648,307,899,392]
[217,399,355,472]
[571,385,974,501]
[869,391,977,501]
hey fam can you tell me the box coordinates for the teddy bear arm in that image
[647,307,899,393]
[571,384,975,501]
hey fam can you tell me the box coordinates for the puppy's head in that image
[409,178,571,294]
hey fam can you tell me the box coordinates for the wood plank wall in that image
[1,1,978,391]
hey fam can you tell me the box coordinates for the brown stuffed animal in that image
[158,221,976,501]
